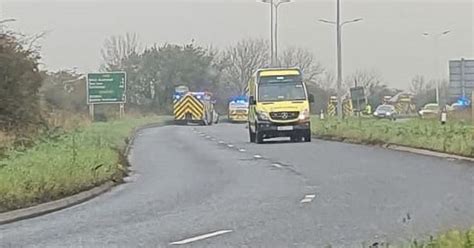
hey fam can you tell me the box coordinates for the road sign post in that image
[89,104,95,121]
[87,72,127,120]
[119,103,125,119]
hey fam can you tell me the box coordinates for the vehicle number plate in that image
[277,126,293,131]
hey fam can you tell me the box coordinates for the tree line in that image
[0,29,441,134]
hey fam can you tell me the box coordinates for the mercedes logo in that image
[281,112,289,119]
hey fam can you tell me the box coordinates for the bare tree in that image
[410,75,427,95]
[101,32,142,71]
[316,71,336,91]
[220,38,269,95]
[280,47,324,85]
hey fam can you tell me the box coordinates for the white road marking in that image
[253,155,263,159]
[227,144,234,148]
[218,141,225,144]
[238,148,246,152]
[206,136,211,139]
[272,163,283,168]
[300,194,317,203]
[170,230,233,245]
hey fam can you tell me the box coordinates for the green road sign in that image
[350,86,365,101]
[87,72,126,104]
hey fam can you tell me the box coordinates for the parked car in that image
[373,105,397,120]
[418,103,440,118]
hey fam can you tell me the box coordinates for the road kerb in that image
[386,145,474,163]
[0,181,114,225]
[0,121,165,225]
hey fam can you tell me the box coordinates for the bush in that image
[0,31,43,131]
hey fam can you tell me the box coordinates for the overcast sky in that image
[2,0,473,89]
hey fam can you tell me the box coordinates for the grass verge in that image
[311,117,473,157]
[397,229,474,248]
[0,116,165,213]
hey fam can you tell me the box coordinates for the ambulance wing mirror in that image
[249,96,256,105]
[308,94,315,103]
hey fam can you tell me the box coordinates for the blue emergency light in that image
[229,95,248,104]
[457,96,471,106]
[173,93,182,100]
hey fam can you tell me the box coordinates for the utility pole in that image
[270,0,274,65]
[423,30,450,105]
[258,0,292,67]
[336,0,342,119]
[319,0,362,119]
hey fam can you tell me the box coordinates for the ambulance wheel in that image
[304,130,312,142]
[249,124,256,143]
[255,129,264,144]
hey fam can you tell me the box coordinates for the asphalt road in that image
[1,123,473,247]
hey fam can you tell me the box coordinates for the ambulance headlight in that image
[257,111,270,121]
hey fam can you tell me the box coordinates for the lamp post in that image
[423,30,450,105]
[319,0,362,119]
[258,0,293,66]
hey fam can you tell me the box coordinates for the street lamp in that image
[423,30,450,105]
[319,0,362,119]
[258,0,293,66]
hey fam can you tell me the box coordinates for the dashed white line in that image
[253,155,263,159]
[218,141,225,144]
[300,194,317,204]
[272,163,283,168]
[205,136,211,139]
[227,144,234,148]
[170,230,233,245]
[238,148,246,152]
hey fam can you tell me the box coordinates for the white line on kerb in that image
[170,230,233,245]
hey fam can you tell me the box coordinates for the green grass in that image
[0,116,165,213]
[397,229,474,248]
[311,117,473,157]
